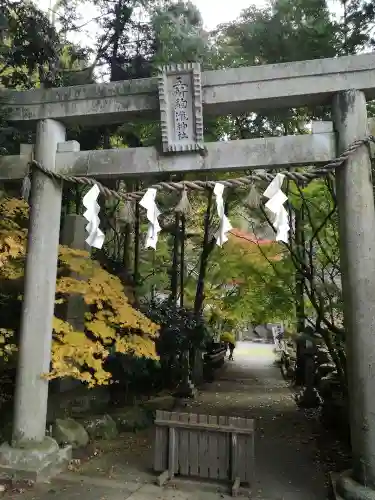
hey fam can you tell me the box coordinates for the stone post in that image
[332,90,375,497]
[61,213,89,333]
[56,214,88,393]
[0,119,71,482]
[296,337,320,409]
[62,214,88,251]
[191,349,204,386]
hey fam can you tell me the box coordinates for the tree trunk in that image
[194,192,214,314]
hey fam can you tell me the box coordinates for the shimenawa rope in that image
[23,135,375,203]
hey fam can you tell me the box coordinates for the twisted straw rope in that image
[28,135,375,202]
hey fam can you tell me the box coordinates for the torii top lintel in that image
[3,53,375,127]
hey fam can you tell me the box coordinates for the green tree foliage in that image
[213,0,339,68]
[2,0,375,390]
[338,0,375,53]
[198,231,296,328]
[151,1,210,65]
[0,1,60,89]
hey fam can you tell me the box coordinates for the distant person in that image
[275,329,284,350]
[228,341,235,361]
[220,332,236,359]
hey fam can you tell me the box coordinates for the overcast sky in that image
[36,0,343,44]
[36,0,269,32]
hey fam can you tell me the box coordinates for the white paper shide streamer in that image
[139,188,161,249]
[214,183,233,247]
[263,173,290,243]
[83,184,105,249]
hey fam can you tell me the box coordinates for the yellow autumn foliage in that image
[220,332,236,345]
[0,196,159,387]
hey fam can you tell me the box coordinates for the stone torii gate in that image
[0,54,375,498]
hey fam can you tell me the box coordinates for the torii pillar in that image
[0,119,71,482]
[333,90,375,498]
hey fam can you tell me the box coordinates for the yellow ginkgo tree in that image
[0,196,159,387]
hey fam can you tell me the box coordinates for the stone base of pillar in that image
[330,470,375,499]
[0,437,71,483]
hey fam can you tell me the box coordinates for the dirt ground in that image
[2,341,351,500]
[181,342,330,499]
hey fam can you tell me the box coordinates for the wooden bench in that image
[204,347,226,363]
[153,410,255,496]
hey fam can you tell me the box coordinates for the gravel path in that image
[182,341,330,499]
[2,341,337,500]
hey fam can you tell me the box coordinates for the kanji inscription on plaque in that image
[158,63,204,153]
